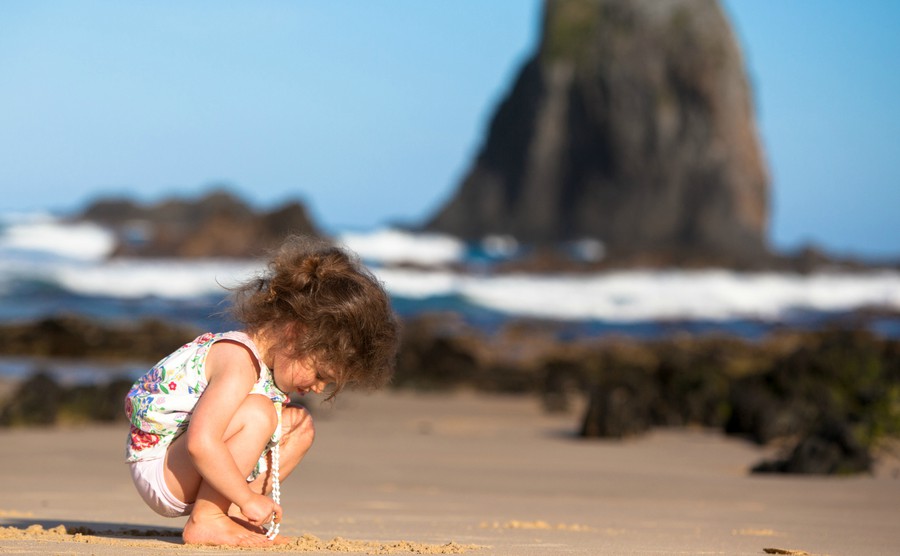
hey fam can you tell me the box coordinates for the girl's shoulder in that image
[214,330,253,346]
[211,331,263,361]
[203,331,266,381]
[180,331,255,353]
[159,331,254,372]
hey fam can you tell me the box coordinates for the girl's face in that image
[271,351,335,396]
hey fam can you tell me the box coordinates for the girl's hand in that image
[240,492,282,527]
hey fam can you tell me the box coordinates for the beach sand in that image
[1,390,898,555]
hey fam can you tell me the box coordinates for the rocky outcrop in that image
[2,313,899,474]
[0,315,200,361]
[78,189,321,258]
[427,0,770,266]
[0,372,134,426]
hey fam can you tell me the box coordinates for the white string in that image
[266,401,283,541]
[265,441,281,540]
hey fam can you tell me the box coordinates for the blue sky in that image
[1,1,898,259]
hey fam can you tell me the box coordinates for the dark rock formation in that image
[2,312,899,475]
[725,328,900,475]
[427,0,770,266]
[752,419,873,475]
[580,377,656,438]
[392,314,543,392]
[78,188,320,258]
[0,372,133,426]
[0,315,200,362]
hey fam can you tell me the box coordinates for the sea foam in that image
[49,259,265,299]
[0,214,116,261]
[2,215,900,324]
[337,228,465,266]
[374,267,900,322]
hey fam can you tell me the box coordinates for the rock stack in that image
[427,0,770,267]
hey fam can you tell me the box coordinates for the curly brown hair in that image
[231,235,399,397]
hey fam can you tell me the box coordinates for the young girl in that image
[124,235,399,546]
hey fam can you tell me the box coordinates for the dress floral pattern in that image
[124,331,288,467]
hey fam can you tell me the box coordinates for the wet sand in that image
[1,390,898,555]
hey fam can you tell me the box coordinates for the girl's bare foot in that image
[221,507,294,544]
[182,512,272,547]
[270,534,295,546]
[226,513,266,534]
[225,512,293,541]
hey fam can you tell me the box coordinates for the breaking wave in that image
[2,214,899,331]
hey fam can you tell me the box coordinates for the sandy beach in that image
[1,390,898,555]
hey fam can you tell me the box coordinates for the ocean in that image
[2,211,900,344]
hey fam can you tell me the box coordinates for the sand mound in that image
[0,524,480,554]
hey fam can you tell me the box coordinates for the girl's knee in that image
[238,394,278,435]
[283,406,315,447]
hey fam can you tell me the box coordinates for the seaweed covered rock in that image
[580,373,657,438]
[0,372,133,426]
[541,358,591,412]
[394,315,555,392]
[726,329,900,443]
[752,419,873,475]
[0,315,199,362]
[576,329,900,475]
[0,373,62,426]
[578,335,747,438]
[393,315,482,390]
[2,311,898,476]
[728,329,900,474]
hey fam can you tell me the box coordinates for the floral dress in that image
[124,331,288,479]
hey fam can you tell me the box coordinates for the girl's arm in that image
[184,340,281,525]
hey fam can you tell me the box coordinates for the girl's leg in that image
[246,404,316,497]
[164,393,278,546]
